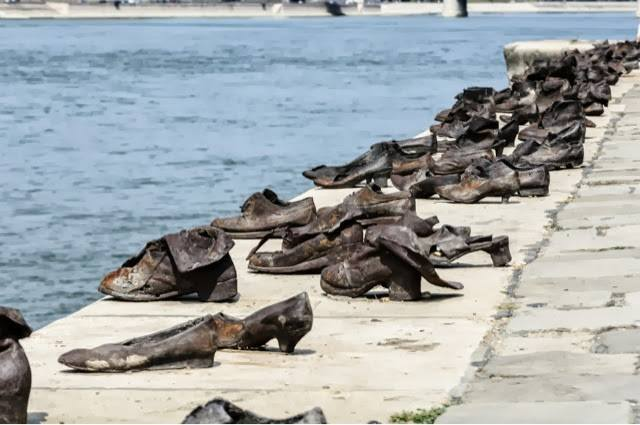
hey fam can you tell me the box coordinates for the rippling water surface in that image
[0,14,635,328]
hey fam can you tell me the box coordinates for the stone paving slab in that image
[437,401,634,424]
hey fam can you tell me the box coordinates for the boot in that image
[182,398,327,424]
[211,293,313,353]
[99,226,238,302]
[58,316,218,372]
[0,307,32,424]
[247,224,363,274]
[211,189,316,239]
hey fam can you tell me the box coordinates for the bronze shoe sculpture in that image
[509,121,585,170]
[183,398,326,424]
[321,224,462,301]
[99,226,237,302]
[518,100,585,143]
[248,224,363,274]
[0,307,32,424]
[58,316,219,372]
[469,157,550,197]
[285,185,414,247]
[211,292,313,353]
[211,189,316,239]
[303,141,431,188]
[428,147,494,176]
[435,163,520,204]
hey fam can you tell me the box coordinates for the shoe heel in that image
[277,333,305,353]
[388,269,422,301]
[501,194,511,204]
[484,236,511,267]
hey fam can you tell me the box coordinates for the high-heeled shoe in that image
[211,292,313,353]
[0,307,32,424]
[58,316,219,372]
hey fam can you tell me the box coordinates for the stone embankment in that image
[0,1,635,19]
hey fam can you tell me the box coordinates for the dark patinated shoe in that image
[391,153,432,176]
[211,189,316,239]
[304,142,429,188]
[409,173,461,199]
[420,226,512,267]
[471,157,550,197]
[211,293,313,353]
[247,224,363,274]
[285,185,414,247]
[429,147,494,175]
[435,164,520,204]
[509,121,585,170]
[0,307,32,424]
[518,100,585,143]
[182,398,327,424]
[58,316,218,372]
[99,226,237,302]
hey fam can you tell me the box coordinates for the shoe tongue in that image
[0,307,32,340]
[164,226,234,274]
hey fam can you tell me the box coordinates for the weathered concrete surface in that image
[22,63,640,425]
[438,75,640,424]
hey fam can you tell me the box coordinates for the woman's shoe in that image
[211,293,313,353]
[58,316,218,372]
[0,307,32,424]
[99,226,238,302]
[435,165,520,204]
[183,397,327,424]
[211,189,316,239]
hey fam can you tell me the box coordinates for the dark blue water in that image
[0,14,636,328]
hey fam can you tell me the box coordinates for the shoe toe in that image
[58,349,103,370]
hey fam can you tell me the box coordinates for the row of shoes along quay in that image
[8,39,640,423]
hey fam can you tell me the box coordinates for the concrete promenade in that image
[20,69,640,423]
[0,1,635,19]
[438,77,640,424]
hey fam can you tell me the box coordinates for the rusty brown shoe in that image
[58,315,218,372]
[0,307,32,424]
[212,189,316,239]
[435,164,520,204]
[99,226,237,302]
[211,292,313,353]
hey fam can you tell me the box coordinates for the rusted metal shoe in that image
[0,307,32,424]
[211,189,316,239]
[303,141,431,188]
[429,147,494,175]
[408,173,461,199]
[182,398,327,424]
[470,157,550,197]
[435,163,520,204]
[321,225,462,301]
[285,185,414,247]
[211,292,313,353]
[248,224,362,274]
[58,315,218,372]
[509,121,585,170]
[99,226,237,302]
[518,100,586,143]
[422,226,511,267]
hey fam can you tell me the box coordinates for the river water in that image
[0,14,636,328]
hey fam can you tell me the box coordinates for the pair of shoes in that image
[509,121,585,170]
[212,189,317,239]
[183,398,327,424]
[99,226,238,303]
[58,293,313,372]
[303,139,434,188]
[0,307,32,425]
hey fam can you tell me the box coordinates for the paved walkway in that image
[439,78,640,423]
[21,71,640,424]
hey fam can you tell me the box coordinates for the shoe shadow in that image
[363,291,463,302]
[59,361,223,374]
[28,412,48,424]
[230,347,316,356]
